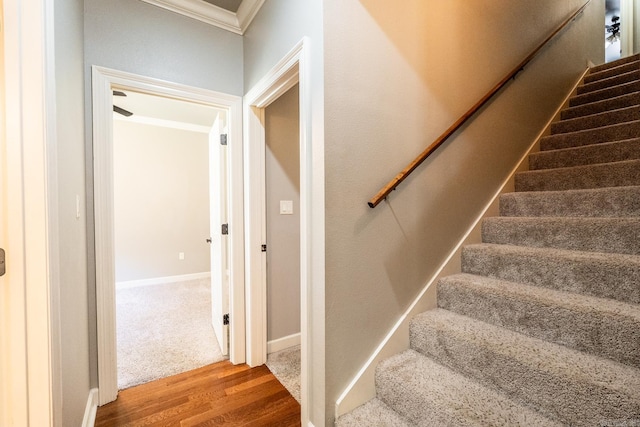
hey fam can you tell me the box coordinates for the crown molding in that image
[139,0,265,35]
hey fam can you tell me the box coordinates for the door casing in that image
[92,66,244,405]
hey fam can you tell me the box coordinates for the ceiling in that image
[112,90,224,131]
[201,0,243,13]
[139,0,264,34]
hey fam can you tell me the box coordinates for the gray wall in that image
[323,0,604,424]
[113,121,210,283]
[265,84,300,343]
[84,0,244,387]
[54,0,90,425]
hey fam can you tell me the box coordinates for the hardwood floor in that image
[95,360,301,426]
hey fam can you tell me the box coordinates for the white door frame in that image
[244,38,320,425]
[1,0,60,425]
[92,66,245,405]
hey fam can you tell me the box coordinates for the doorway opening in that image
[606,0,622,62]
[111,89,227,390]
[92,66,245,406]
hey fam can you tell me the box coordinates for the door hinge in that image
[0,248,5,277]
[220,134,228,146]
[261,244,267,252]
[221,223,228,235]
[223,313,229,325]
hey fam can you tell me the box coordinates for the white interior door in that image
[209,113,230,355]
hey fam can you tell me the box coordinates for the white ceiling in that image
[139,0,265,34]
[201,0,243,13]
[112,89,224,132]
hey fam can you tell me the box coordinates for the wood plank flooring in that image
[95,360,300,426]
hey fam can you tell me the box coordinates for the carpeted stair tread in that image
[481,216,640,255]
[336,398,413,427]
[515,159,640,192]
[577,68,640,95]
[551,104,640,134]
[462,243,640,305]
[570,80,640,107]
[437,273,640,368]
[529,138,640,170]
[586,59,640,83]
[410,309,640,426]
[539,120,640,151]
[589,53,640,74]
[500,186,640,217]
[561,91,640,120]
[374,349,561,427]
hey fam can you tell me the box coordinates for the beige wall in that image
[265,84,301,343]
[113,121,210,282]
[54,0,91,424]
[323,0,603,424]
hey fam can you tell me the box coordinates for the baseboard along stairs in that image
[338,54,640,426]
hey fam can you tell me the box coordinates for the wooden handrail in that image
[368,0,592,208]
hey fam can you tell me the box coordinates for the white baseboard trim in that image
[81,388,99,427]
[267,332,301,354]
[333,67,590,419]
[116,272,211,290]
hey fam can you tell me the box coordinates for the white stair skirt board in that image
[81,388,99,427]
[333,67,591,419]
[267,332,301,354]
[116,272,211,290]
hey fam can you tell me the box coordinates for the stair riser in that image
[585,60,640,84]
[438,278,640,369]
[410,314,640,425]
[482,217,640,255]
[561,92,640,120]
[540,120,640,151]
[577,70,640,95]
[570,81,640,107]
[530,139,640,170]
[551,105,640,134]
[590,54,640,73]
[499,187,640,217]
[375,351,559,427]
[516,160,640,192]
[462,244,640,305]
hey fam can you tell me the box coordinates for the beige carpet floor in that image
[116,278,224,390]
[267,345,301,403]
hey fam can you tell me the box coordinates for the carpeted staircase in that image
[338,55,640,426]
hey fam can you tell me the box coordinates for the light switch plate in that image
[280,200,293,215]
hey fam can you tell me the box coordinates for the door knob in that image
[206,238,212,243]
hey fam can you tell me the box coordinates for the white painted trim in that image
[621,0,635,57]
[334,67,591,418]
[93,66,245,406]
[138,0,264,35]
[267,333,301,354]
[1,0,58,425]
[81,388,99,427]
[114,114,212,134]
[116,272,211,290]
[244,38,317,427]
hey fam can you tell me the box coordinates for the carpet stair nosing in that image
[539,120,640,151]
[462,243,640,305]
[550,104,640,134]
[561,91,640,120]
[584,59,640,84]
[515,159,640,192]
[589,53,640,73]
[437,273,640,368]
[374,349,563,427]
[481,216,640,255]
[577,69,640,95]
[410,309,640,426]
[529,138,640,170]
[569,80,640,107]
